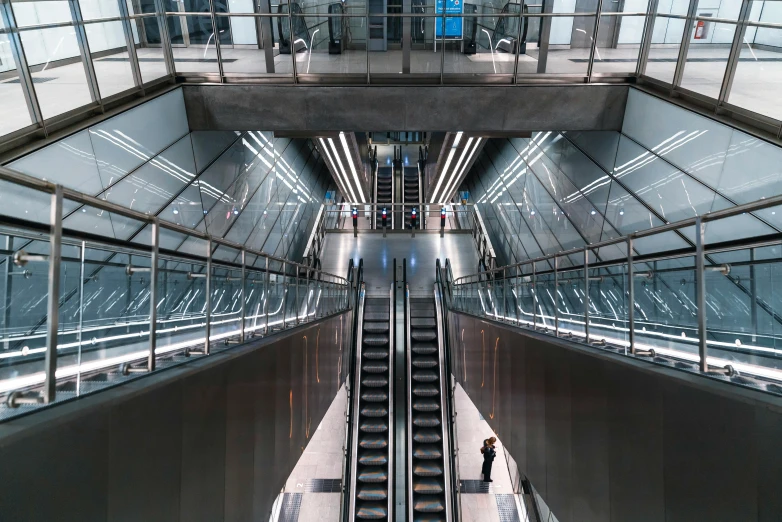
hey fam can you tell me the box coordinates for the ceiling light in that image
[439,138,483,204]
[320,138,357,203]
[430,148,457,204]
[339,132,365,202]
[438,137,475,205]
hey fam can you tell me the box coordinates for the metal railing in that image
[449,192,782,391]
[0,165,351,415]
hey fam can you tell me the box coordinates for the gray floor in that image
[3,42,781,139]
[319,231,481,296]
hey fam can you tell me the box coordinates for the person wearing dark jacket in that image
[480,437,497,482]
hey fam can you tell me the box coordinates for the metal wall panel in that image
[0,313,349,522]
[0,408,109,521]
[448,311,782,522]
[108,381,183,522]
[606,363,664,522]
[181,368,228,522]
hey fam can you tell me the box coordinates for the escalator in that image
[403,167,420,230]
[350,291,393,520]
[407,293,452,521]
[376,166,393,229]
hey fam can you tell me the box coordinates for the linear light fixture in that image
[339,132,366,202]
[319,138,358,203]
[439,138,483,204]
[429,131,463,204]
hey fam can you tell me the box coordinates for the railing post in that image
[282,261,288,328]
[149,218,159,371]
[695,217,708,372]
[240,249,246,342]
[532,262,537,329]
[584,249,589,343]
[554,255,559,336]
[204,238,212,355]
[76,241,85,395]
[43,185,63,404]
[295,264,300,326]
[502,267,508,322]
[304,266,311,321]
[264,256,270,335]
[628,237,635,354]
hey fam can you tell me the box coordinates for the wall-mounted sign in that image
[435,0,464,39]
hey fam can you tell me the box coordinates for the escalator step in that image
[413,515,446,522]
[413,444,443,459]
[356,503,388,519]
[363,362,389,373]
[357,485,388,501]
[413,478,444,495]
[412,330,437,342]
[412,384,439,397]
[414,462,444,477]
[412,343,438,355]
[413,429,442,444]
[359,436,388,449]
[361,405,388,417]
[365,335,390,346]
[358,469,389,483]
[413,414,441,428]
[411,318,436,328]
[359,451,389,466]
[362,376,389,387]
[364,313,390,321]
[364,322,389,333]
[410,309,436,318]
[362,390,389,402]
[412,370,438,383]
[412,399,440,412]
[414,498,445,513]
[360,420,388,433]
[412,356,438,369]
[363,349,389,360]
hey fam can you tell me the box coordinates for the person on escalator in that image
[480,437,496,482]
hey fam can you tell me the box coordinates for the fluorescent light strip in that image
[437,137,474,205]
[430,148,457,204]
[320,138,357,203]
[440,138,482,204]
[339,132,365,202]
[327,138,359,203]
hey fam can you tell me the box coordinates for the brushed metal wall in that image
[0,312,351,522]
[448,311,782,522]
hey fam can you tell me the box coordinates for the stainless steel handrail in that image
[405,283,414,522]
[454,192,782,284]
[0,166,349,286]
[346,283,366,522]
[433,283,454,522]
[387,281,395,520]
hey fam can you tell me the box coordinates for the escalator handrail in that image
[405,280,414,522]
[436,258,460,522]
[346,281,366,522]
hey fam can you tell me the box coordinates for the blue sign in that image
[435,0,464,38]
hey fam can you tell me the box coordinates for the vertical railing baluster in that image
[149,218,159,370]
[43,185,63,404]
[204,238,212,355]
[695,217,708,372]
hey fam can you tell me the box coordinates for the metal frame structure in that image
[1,0,782,148]
[0,164,350,408]
[451,188,782,385]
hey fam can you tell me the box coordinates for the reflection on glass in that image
[442,14,519,75]
[0,30,33,136]
[11,1,72,27]
[680,21,736,98]
[591,15,644,75]
[129,16,170,83]
[644,15,684,83]
[542,15,595,74]
[19,26,94,118]
[728,25,782,121]
[167,15,220,73]
[84,21,136,98]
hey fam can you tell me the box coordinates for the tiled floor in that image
[454,383,529,522]
[273,384,347,522]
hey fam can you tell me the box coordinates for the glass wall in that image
[0,0,174,141]
[2,0,782,143]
